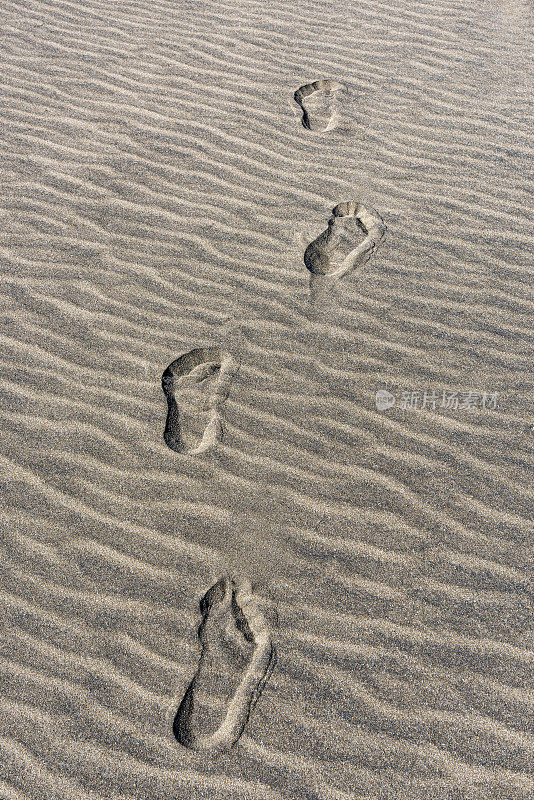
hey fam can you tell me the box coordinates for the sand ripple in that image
[0,0,532,797]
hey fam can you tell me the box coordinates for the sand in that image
[0,0,532,798]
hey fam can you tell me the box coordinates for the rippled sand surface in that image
[0,0,532,798]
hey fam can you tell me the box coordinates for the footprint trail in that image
[162,347,239,455]
[294,79,345,132]
[173,574,277,753]
[304,201,386,304]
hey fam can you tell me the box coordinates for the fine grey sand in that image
[0,0,533,799]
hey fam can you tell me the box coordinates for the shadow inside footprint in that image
[162,347,238,455]
[294,79,345,132]
[173,574,277,753]
[304,201,387,304]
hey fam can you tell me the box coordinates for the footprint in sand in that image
[294,79,346,132]
[161,347,238,455]
[304,201,386,299]
[173,574,277,753]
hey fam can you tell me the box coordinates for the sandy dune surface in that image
[0,0,532,798]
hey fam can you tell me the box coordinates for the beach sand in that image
[0,0,532,797]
